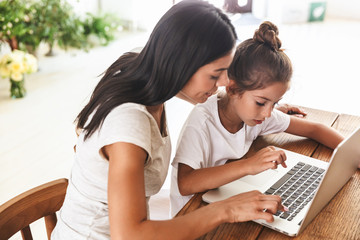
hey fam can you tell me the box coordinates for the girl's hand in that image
[276,103,307,118]
[244,146,287,175]
[219,190,286,223]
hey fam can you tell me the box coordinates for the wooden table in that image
[176,107,360,240]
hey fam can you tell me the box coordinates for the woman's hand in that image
[219,190,286,223]
[276,103,307,118]
[242,146,287,175]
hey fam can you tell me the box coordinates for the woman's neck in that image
[146,104,167,137]
[176,91,197,105]
[218,95,243,134]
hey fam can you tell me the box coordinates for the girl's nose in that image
[263,106,272,118]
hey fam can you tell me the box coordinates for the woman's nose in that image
[216,72,230,87]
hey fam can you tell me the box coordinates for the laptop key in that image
[270,173,293,190]
[280,212,291,219]
[309,166,318,172]
[265,189,275,194]
[264,162,327,223]
[274,211,282,216]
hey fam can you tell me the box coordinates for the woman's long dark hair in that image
[76,0,237,140]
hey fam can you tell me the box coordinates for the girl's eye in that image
[256,102,265,106]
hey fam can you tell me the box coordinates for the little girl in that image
[170,21,344,217]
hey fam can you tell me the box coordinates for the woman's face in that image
[178,49,235,104]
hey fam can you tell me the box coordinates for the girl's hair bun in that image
[253,21,281,51]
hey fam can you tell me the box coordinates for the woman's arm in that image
[178,146,287,196]
[106,142,285,240]
[285,116,344,149]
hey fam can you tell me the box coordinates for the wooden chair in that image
[0,178,68,240]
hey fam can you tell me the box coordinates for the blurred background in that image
[1,0,360,238]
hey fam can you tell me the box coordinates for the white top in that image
[52,103,171,239]
[170,94,290,216]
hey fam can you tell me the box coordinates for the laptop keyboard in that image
[264,161,325,221]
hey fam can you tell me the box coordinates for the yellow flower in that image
[0,53,10,65]
[24,53,38,73]
[0,50,37,79]
[10,71,24,81]
[9,61,25,73]
[0,66,10,78]
[12,50,26,61]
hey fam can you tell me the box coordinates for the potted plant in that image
[1,0,123,57]
[0,49,38,98]
[34,0,87,56]
[0,0,42,54]
[82,12,122,48]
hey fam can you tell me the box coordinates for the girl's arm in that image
[178,146,286,196]
[285,116,344,149]
[276,103,307,117]
[105,142,285,240]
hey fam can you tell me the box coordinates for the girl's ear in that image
[226,80,239,96]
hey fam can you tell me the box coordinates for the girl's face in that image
[178,49,235,104]
[231,81,289,127]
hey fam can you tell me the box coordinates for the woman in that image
[52,1,285,239]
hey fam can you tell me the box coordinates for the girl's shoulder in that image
[189,95,217,120]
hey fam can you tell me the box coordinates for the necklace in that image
[218,98,243,133]
[178,90,198,104]
[219,105,233,123]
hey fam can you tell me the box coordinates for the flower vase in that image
[10,77,26,99]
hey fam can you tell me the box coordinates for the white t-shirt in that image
[52,103,171,239]
[170,94,290,216]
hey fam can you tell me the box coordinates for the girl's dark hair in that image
[76,0,237,140]
[228,21,292,95]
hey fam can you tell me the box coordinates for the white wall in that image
[100,0,173,30]
[253,0,360,23]
[74,0,360,30]
[68,0,99,16]
[327,0,360,20]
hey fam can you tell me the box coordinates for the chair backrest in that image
[0,178,68,240]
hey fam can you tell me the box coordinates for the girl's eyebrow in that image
[256,96,283,102]
[256,96,271,101]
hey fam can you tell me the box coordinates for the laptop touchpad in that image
[238,168,282,187]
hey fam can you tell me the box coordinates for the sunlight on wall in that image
[100,0,173,31]
[68,0,98,16]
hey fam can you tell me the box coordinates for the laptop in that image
[202,127,360,237]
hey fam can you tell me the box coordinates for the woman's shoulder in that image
[113,102,146,112]
[111,102,150,117]
[104,103,153,127]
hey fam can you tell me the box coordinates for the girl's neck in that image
[218,95,243,134]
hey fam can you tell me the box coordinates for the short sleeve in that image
[97,106,152,157]
[172,125,209,170]
[259,109,291,136]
